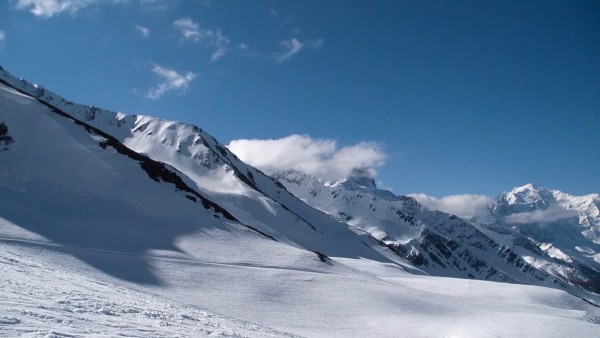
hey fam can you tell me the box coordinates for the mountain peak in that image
[511,183,548,194]
[516,183,541,191]
[505,183,554,206]
[347,168,377,189]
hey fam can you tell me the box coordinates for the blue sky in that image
[1,0,599,199]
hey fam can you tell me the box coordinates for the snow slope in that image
[0,239,294,338]
[1,66,600,336]
[0,66,392,264]
[2,225,600,337]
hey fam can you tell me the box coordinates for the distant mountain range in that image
[273,170,600,299]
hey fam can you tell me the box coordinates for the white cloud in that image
[274,37,323,62]
[503,205,578,224]
[409,193,494,218]
[275,38,303,62]
[227,135,385,182]
[173,17,230,61]
[145,65,196,100]
[14,0,123,18]
[135,25,149,38]
[0,31,5,43]
[173,17,205,41]
[15,0,89,17]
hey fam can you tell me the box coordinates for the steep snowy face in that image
[273,169,424,245]
[553,190,600,243]
[0,80,265,284]
[0,65,392,263]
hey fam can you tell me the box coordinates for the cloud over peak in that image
[409,193,494,218]
[146,65,196,100]
[503,205,578,224]
[227,135,385,182]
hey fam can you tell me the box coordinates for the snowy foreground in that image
[1,223,599,337]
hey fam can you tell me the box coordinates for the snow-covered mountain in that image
[1,65,600,336]
[0,65,393,263]
[272,169,600,302]
[493,183,600,245]
[477,184,600,293]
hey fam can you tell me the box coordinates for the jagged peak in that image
[346,168,377,189]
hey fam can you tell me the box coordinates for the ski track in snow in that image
[0,242,298,338]
[2,238,599,337]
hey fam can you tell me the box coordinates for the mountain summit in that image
[496,183,581,215]
[494,183,600,241]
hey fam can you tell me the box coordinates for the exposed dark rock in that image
[312,250,329,262]
[0,122,14,151]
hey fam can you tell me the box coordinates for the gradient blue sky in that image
[1,0,598,198]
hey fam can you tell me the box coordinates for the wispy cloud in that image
[145,65,196,100]
[173,17,230,61]
[409,193,494,218]
[274,37,324,62]
[135,25,149,38]
[210,30,230,61]
[173,17,205,41]
[275,38,303,62]
[227,135,385,182]
[503,205,578,224]
[14,0,123,18]
[0,31,5,44]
